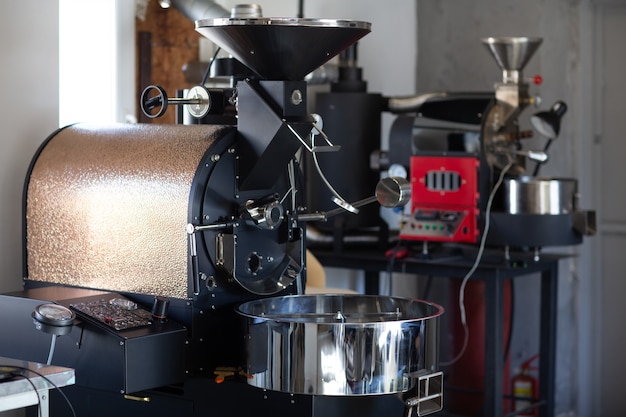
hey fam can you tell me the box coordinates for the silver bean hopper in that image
[0,15,443,417]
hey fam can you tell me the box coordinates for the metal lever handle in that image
[513,149,548,163]
[298,177,411,222]
[140,85,211,119]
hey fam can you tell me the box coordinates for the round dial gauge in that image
[109,298,137,310]
[387,163,408,179]
[33,303,76,327]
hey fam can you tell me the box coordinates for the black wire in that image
[503,279,515,363]
[200,47,222,86]
[422,275,433,300]
[4,365,77,417]
[385,239,404,294]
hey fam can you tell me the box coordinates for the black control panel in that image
[70,296,153,331]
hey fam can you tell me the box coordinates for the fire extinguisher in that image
[511,354,539,416]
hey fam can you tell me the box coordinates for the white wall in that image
[0,1,59,294]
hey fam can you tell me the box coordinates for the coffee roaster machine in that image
[373,36,595,254]
[0,14,446,417]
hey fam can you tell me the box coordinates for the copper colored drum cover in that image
[25,123,228,299]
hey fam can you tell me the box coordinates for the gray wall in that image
[0,1,59,294]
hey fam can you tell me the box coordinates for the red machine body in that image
[400,154,480,243]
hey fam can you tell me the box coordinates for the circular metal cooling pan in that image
[502,176,577,215]
[237,294,443,396]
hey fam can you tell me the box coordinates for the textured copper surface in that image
[26,123,226,299]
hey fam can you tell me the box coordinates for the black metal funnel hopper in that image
[482,36,542,83]
[195,18,371,80]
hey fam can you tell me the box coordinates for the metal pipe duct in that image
[170,0,230,21]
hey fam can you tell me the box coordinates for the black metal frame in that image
[310,246,561,417]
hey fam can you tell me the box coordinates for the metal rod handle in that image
[140,85,211,119]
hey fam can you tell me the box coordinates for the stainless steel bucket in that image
[503,177,578,215]
[237,294,443,396]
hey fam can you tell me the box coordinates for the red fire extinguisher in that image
[511,354,539,416]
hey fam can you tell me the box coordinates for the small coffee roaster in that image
[0,11,444,417]
[378,37,595,252]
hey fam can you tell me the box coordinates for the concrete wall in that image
[416,2,592,415]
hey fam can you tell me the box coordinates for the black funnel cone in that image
[195,18,371,80]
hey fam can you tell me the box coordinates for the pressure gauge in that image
[109,297,137,310]
[32,303,75,336]
[387,163,408,179]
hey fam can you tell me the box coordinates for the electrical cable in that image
[503,280,515,362]
[311,140,354,209]
[200,46,222,86]
[280,159,298,208]
[14,373,42,417]
[384,239,404,295]
[46,334,57,365]
[441,159,514,367]
[423,275,434,301]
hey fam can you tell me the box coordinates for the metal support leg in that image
[364,271,379,295]
[539,263,558,417]
[484,272,504,417]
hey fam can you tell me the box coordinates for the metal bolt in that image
[291,89,303,105]
[211,154,220,162]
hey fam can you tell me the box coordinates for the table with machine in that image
[0,357,75,417]
[311,244,563,417]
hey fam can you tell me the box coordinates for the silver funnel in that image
[195,18,371,80]
[482,36,542,84]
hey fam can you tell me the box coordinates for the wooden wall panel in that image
[135,1,201,124]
